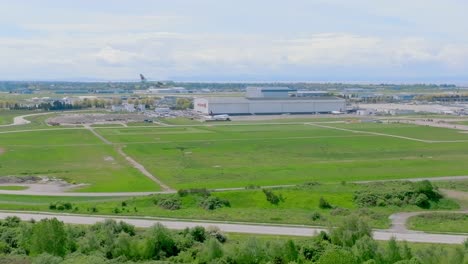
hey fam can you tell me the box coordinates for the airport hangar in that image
[194,87,346,115]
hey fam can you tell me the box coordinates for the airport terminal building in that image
[194,87,346,115]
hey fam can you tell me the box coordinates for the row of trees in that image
[0,216,466,263]
[1,96,161,111]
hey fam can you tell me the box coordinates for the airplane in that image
[204,114,231,121]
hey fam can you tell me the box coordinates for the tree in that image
[232,237,267,264]
[143,223,178,259]
[30,218,68,257]
[319,197,332,209]
[318,248,357,264]
[352,235,378,262]
[199,238,224,263]
[384,238,402,264]
[190,226,206,243]
[330,216,372,247]
[262,189,284,205]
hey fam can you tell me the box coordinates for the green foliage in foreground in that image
[408,213,468,233]
[0,216,466,263]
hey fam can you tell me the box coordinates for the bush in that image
[262,189,284,205]
[157,197,182,210]
[319,197,332,209]
[49,201,73,211]
[199,197,230,210]
[32,253,62,264]
[310,211,322,221]
[414,193,430,208]
[354,181,442,208]
[178,188,210,197]
[190,226,206,242]
[206,226,227,243]
[330,207,350,216]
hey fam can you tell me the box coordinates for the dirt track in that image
[85,125,174,192]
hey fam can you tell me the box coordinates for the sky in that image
[1,0,468,83]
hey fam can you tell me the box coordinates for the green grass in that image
[159,117,202,125]
[435,180,468,192]
[4,116,468,192]
[0,110,31,125]
[454,121,468,126]
[0,183,458,229]
[408,213,468,233]
[0,186,27,190]
[325,122,468,141]
[92,123,468,189]
[0,129,160,192]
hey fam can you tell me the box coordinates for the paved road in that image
[389,210,468,233]
[0,211,465,244]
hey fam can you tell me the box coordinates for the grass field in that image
[2,114,468,192]
[0,129,160,192]
[0,110,30,125]
[436,180,468,193]
[0,186,27,190]
[408,213,468,233]
[93,122,468,189]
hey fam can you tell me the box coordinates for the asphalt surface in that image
[0,211,466,244]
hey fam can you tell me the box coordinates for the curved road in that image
[0,112,52,127]
[0,210,465,244]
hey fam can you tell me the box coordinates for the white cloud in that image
[1,30,467,80]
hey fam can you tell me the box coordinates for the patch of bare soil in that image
[0,147,4,155]
[0,176,88,193]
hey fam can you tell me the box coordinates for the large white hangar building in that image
[194,87,346,115]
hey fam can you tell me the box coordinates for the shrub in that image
[263,189,284,205]
[113,208,121,214]
[199,197,230,210]
[354,181,442,208]
[206,226,227,243]
[63,202,72,210]
[178,188,210,197]
[310,211,322,221]
[319,197,332,209]
[48,201,72,211]
[157,197,182,210]
[330,207,350,216]
[190,226,206,242]
[121,201,127,207]
[414,193,430,208]
[303,182,321,187]
[245,184,260,189]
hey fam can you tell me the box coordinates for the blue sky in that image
[1,0,468,83]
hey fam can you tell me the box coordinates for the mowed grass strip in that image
[0,186,28,190]
[325,122,468,141]
[0,129,160,192]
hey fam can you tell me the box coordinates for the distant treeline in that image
[0,81,458,93]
